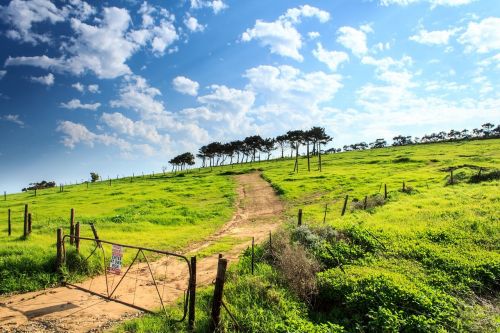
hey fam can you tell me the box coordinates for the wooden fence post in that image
[323,204,328,223]
[341,195,349,216]
[34,188,37,197]
[251,237,255,275]
[363,196,368,210]
[8,209,11,236]
[384,184,387,199]
[402,181,406,192]
[75,222,80,254]
[3,191,5,201]
[56,228,63,271]
[210,258,228,332]
[70,208,75,246]
[28,213,32,234]
[450,170,454,185]
[23,204,28,238]
[188,256,197,331]
[298,209,303,226]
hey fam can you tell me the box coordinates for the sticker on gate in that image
[108,244,123,274]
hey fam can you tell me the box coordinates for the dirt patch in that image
[0,172,284,333]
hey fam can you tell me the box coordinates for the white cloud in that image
[184,14,205,32]
[241,5,330,61]
[72,82,100,93]
[190,0,228,14]
[410,28,457,45]
[458,17,500,53]
[110,75,165,117]
[88,84,100,93]
[308,31,320,39]
[72,82,84,92]
[30,73,54,86]
[312,43,349,71]
[4,5,178,78]
[60,98,100,110]
[337,26,371,57]
[0,70,6,79]
[172,76,199,96]
[101,112,162,143]
[380,0,475,8]
[56,120,131,151]
[1,114,24,127]
[0,0,65,44]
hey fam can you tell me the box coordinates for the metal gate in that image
[60,232,194,322]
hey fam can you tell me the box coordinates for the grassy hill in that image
[1,139,499,331]
[119,139,499,332]
[0,173,236,293]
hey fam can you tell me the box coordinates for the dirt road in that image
[0,172,284,332]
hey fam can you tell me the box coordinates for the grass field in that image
[117,139,500,332]
[1,139,498,331]
[0,172,236,293]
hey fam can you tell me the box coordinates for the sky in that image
[0,0,499,193]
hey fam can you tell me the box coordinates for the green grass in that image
[0,172,237,293]
[117,139,499,332]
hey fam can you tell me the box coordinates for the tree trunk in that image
[307,141,310,172]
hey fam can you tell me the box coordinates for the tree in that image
[482,123,494,137]
[275,135,288,159]
[370,138,387,149]
[90,172,99,182]
[286,130,304,173]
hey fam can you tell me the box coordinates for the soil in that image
[0,172,284,332]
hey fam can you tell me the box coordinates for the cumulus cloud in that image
[111,75,165,117]
[308,31,320,39]
[410,28,457,45]
[380,0,475,8]
[0,70,6,79]
[101,112,162,143]
[30,73,54,86]
[337,26,371,57]
[241,5,330,61]
[172,76,199,96]
[60,98,100,110]
[1,114,24,127]
[184,14,205,32]
[458,17,500,53]
[56,120,131,150]
[190,0,228,14]
[4,5,178,79]
[72,82,100,93]
[0,0,65,44]
[312,43,349,71]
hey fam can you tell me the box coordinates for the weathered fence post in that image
[298,209,303,226]
[402,181,406,192]
[75,222,80,254]
[8,208,11,236]
[188,256,197,332]
[210,258,228,332]
[363,196,368,210]
[56,228,63,271]
[23,204,28,237]
[323,204,328,223]
[450,170,454,185]
[70,208,75,246]
[251,236,255,275]
[34,188,37,197]
[384,184,388,199]
[269,231,272,253]
[28,213,32,234]
[341,195,349,216]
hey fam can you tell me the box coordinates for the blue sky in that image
[0,0,499,193]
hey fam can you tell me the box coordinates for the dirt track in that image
[0,172,284,332]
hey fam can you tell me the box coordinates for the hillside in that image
[120,139,500,332]
[1,139,499,332]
